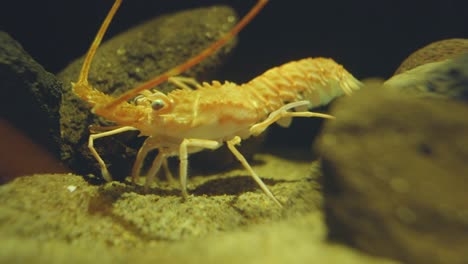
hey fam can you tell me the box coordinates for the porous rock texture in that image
[0,151,398,264]
[0,32,68,181]
[316,87,468,264]
[0,31,62,155]
[394,38,468,75]
[385,53,468,102]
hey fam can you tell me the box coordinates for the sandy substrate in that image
[0,149,397,264]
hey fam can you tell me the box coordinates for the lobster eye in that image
[151,99,166,111]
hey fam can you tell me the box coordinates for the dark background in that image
[2,0,467,79]
[1,0,467,148]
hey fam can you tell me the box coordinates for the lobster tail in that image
[244,57,362,113]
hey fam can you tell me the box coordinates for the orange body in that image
[76,57,361,143]
[71,0,362,207]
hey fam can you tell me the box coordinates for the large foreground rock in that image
[316,87,468,264]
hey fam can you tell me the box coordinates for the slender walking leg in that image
[179,139,221,198]
[168,76,202,90]
[227,136,282,207]
[88,126,138,181]
[250,101,335,136]
[144,151,166,191]
[162,158,176,183]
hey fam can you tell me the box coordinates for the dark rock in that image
[0,31,62,156]
[385,53,468,102]
[394,38,468,75]
[57,6,239,180]
[315,87,468,264]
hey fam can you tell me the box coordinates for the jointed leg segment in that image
[250,101,335,136]
[131,138,174,190]
[227,136,282,207]
[179,138,221,198]
[88,126,138,181]
[176,137,283,207]
[162,158,175,183]
[144,151,166,191]
[168,76,202,90]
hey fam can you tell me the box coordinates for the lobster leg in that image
[131,137,160,184]
[161,158,175,183]
[144,151,167,191]
[179,139,221,198]
[227,136,282,207]
[250,101,335,136]
[168,76,202,90]
[132,142,174,190]
[88,126,138,181]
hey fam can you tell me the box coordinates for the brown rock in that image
[394,38,468,75]
[0,32,68,182]
[315,87,468,264]
[0,31,63,156]
[385,53,468,101]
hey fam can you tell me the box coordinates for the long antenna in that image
[78,0,122,85]
[101,0,269,111]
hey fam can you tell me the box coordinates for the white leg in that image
[88,126,138,181]
[168,76,202,90]
[144,151,166,191]
[250,101,335,136]
[131,137,158,184]
[227,136,282,207]
[162,158,176,184]
[179,138,221,198]
[131,140,173,190]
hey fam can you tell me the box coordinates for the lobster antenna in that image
[102,0,269,110]
[78,0,122,85]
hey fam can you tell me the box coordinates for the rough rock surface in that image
[385,53,468,101]
[394,38,468,75]
[0,150,397,264]
[0,31,62,155]
[316,87,468,264]
[57,6,239,180]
